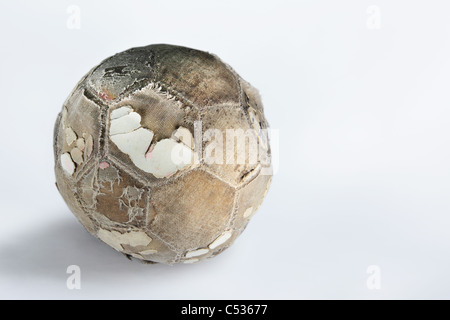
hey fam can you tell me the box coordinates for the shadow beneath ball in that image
[0,215,175,282]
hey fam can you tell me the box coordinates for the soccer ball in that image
[54,44,272,264]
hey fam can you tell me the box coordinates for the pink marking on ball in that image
[99,90,114,101]
[99,161,110,170]
[145,145,155,160]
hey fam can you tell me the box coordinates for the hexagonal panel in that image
[121,235,178,265]
[55,87,102,178]
[150,44,240,107]
[201,105,259,187]
[77,163,98,211]
[109,84,198,142]
[148,169,236,251]
[95,161,149,227]
[232,172,272,231]
[105,84,199,182]
[55,166,96,234]
[241,80,265,118]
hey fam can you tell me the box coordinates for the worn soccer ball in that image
[54,44,272,264]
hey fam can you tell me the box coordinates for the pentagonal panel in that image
[86,46,154,102]
[148,169,236,252]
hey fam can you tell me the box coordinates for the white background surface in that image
[1,0,450,299]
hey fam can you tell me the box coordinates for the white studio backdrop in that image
[1,0,450,299]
